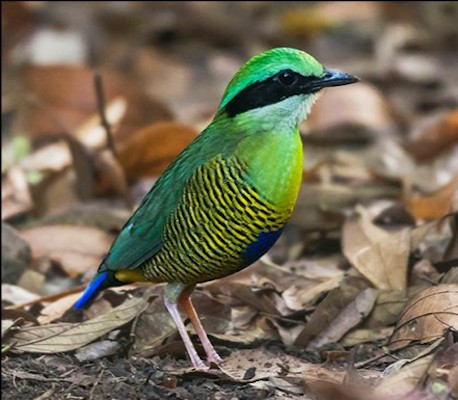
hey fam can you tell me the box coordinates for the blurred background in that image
[2,0,458,312]
[2,2,458,399]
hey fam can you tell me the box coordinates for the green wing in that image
[100,124,241,271]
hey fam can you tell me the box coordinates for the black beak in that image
[304,69,359,93]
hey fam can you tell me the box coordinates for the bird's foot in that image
[189,353,207,370]
[206,351,223,366]
[192,361,210,371]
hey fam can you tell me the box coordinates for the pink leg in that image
[164,283,205,368]
[179,285,223,365]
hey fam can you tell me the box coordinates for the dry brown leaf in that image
[37,292,82,324]
[281,2,380,38]
[281,8,333,38]
[1,166,34,220]
[405,175,458,220]
[2,1,35,46]
[205,282,279,315]
[167,347,345,385]
[294,277,369,347]
[21,65,173,142]
[449,365,458,398]
[374,354,434,396]
[306,82,397,133]
[341,327,394,346]
[292,179,401,233]
[307,288,378,349]
[17,269,45,295]
[405,109,458,162]
[117,122,197,180]
[343,205,410,291]
[132,296,180,355]
[20,224,114,277]
[389,284,458,350]
[4,285,86,311]
[3,297,147,353]
[92,149,130,200]
[366,290,408,328]
[1,283,40,305]
[20,98,127,174]
[2,320,17,339]
[2,222,31,284]
[74,340,120,362]
[281,277,342,311]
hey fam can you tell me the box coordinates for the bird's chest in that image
[241,130,303,214]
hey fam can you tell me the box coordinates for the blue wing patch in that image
[242,228,283,266]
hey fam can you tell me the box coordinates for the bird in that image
[74,47,359,368]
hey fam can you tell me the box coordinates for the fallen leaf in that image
[1,166,34,220]
[92,148,130,201]
[449,365,458,398]
[4,285,86,311]
[374,354,434,396]
[294,277,369,347]
[2,320,18,339]
[17,269,45,295]
[281,2,380,39]
[132,296,180,355]
[1,222,31,284]
[268,376,307,395]
[365,290,408,328]
[3,297,147,353]
[281,277,342,311]
[306,82,398,133]
[342,205,410,291]
[389,284,458,350]
[20,224,114,277]
[37,292,82,324]
[404,175,458,220]
[167,347,345,384]
[21,65,173,142]
[404,109,458,162]
[281,8,333,38]
[20,98,127,174]
[1,283,40,305]
[1,309,38,326]
[341,327,394,346]
[117,122,197,180]
[74,340,120,362]
[307,288,378,349]
[1,1,35,48]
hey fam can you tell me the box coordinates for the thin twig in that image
[88,368,105,400]
[94,72,117,157]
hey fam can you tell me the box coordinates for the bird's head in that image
[217,48,358,128]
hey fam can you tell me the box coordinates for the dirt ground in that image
[2,342,330,400]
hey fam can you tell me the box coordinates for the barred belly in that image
[139,155,290,284]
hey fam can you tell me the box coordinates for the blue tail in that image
[74,271,108,310]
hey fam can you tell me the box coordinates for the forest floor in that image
[2,2,458,400]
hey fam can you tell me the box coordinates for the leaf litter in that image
[2,2,458,399]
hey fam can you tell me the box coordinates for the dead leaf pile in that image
[2,2,458,399]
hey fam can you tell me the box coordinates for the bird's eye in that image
[277,71,297,86]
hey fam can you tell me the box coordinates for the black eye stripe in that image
[276,70,297,86]
[225,69,318,117]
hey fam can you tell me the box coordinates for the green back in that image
[101,47,323,271]
[102,120,241,270]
